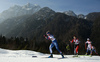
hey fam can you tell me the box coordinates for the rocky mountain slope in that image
[0,3,41,23]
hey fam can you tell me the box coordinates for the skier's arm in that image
[70,39,74,43]
[44,35,47,39]
[47,37,50,40]
[44,35,50,40]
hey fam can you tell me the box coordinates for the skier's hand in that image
[69,40,71,43]
[44,35,47,39]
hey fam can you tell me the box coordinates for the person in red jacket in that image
[70,36,79,56]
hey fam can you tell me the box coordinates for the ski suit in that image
[85,41,92,54]
[46,35,62,54]
[71,39,79,54]
[91,46,97,54]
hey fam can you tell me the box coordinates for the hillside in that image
[0,7,55,38]
[0,3,41,23]
[90,16,100,53]
[86,12,100,21]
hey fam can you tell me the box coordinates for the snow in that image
[64,10,77,17]
[0,48,100,62]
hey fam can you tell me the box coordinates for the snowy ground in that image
[0,48,100,62]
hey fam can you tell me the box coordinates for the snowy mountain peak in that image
[22,3,40,9]
[78,14,85,19]
[64,10,77,17]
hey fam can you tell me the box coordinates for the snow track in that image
[0,48,100,62]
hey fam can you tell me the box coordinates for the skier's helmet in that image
[46,31,50,35]
[87,38,89,40]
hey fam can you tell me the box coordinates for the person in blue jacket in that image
[44,31,64,58]
[91,46,98,55]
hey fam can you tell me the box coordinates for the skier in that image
[66,44,70,51]
[91,46,98,55]
[85,38,92,55]
[66,44,70,54]
[70,36,79,56]
[44,31,64,58]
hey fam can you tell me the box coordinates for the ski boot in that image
[62,54,64,58]
[85,53,87,55]
[61,53,64,58]
[48,54,53,58]
[73,53,78,57]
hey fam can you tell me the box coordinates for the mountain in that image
[0,7,55,38]
[0,3,41,23]
[0,7,92,42]
[0,11,93,54]
[86,12,100,21]
[0,6,93,42]
[63,10,77,17]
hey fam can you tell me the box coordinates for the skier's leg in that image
[90,48,92,55]
[49,43,54,58]
[53,41,61,53]
[92,49,97,54]
[91,49,93,55]
[86,48,89,55]
[94,49,98,54]
[94,49,97,54]
[53,40,64,58]
[74,45,77,55]
[49,43,54,53]
[76,45,79,54]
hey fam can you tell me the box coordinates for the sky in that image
[0,0,100,15]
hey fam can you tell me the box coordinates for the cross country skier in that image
[85,38,92,55]
[91,46,98,55]
[66,44,70,54]
[70,36,79,56]
[44,31,64,58]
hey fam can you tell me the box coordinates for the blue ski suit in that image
[46,35,62,54]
